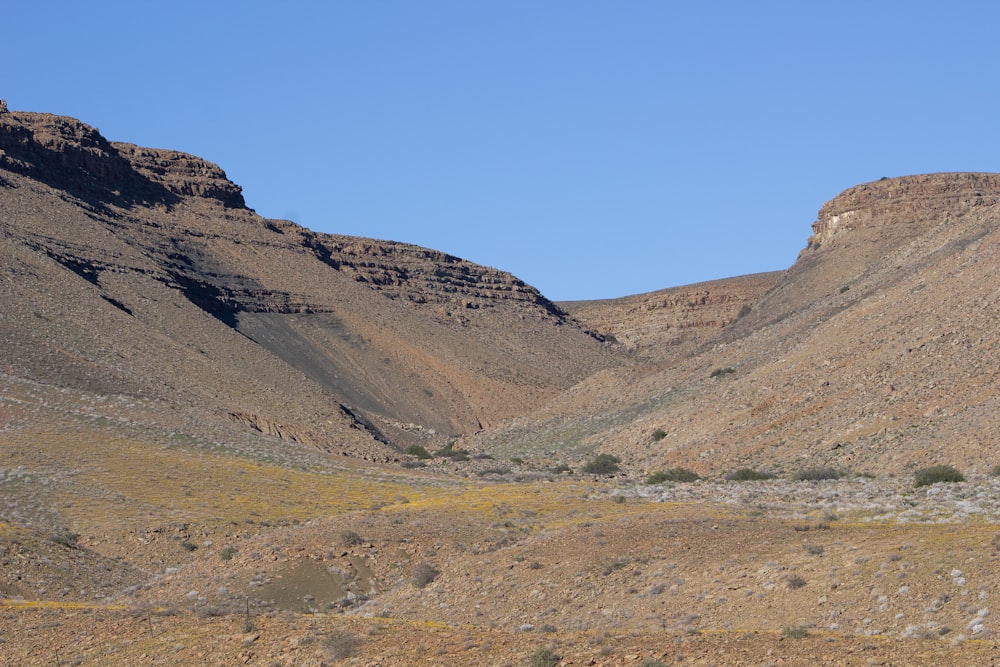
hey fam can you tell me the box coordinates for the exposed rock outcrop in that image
[561,272,782,362]
[807,172,1000,249]
[0,107,619,458]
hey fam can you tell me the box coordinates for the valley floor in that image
[3,428,1000,665]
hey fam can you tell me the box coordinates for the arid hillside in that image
[559,271,782,363]
[3,104,1000,666]
[477,172,1000,479]
[0,108,621,460]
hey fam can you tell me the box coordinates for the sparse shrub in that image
[220,546,237,561]
[839,285,850,294]
[180,540,198,552]
[785,574,807,589]
[646,467,700,484]
[914,464,965,487]
[803,543,824,555]
[476,466,511,477]
[550,463,571,474]
[435,442,470,461]
[710,367,735,378]
[340,529,363,546]
[583,453,621,475]
[400,460,425,469]
[990,464,1000,477]
[602,558,629,576]
[792,466,841,481]
[411,562,440,588]
[725,468,775,482]
[193,604,230,618]
[782,625,810,638]
[612,495,626,504]
[51,529,80,549]
[652,428,667,442]
[510,457,524,465]
[527,646,560,667]
[322,630,361,661]
[404,445,430,459]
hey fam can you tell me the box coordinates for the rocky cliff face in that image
[301,233,567,319]
[727,172,1000,334]
[0,110,243,208]
[0,106,618,458]
[807,172,1000,249]
[477,172,1000,477]
[560,272,782,362]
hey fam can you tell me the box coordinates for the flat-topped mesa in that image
[807,172,1000,249]
[0,110,244,208]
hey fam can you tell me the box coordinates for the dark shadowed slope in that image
[0,108,621,458]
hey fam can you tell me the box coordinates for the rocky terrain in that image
[0,107,620,458]
[2,103,1000,665]
[559,272,782,363]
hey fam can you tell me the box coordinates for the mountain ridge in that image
[0,106,620,458]
[5,102,1000,665]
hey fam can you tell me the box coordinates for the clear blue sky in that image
[4,2,999,300]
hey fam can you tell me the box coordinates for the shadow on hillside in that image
[0,121,181,212]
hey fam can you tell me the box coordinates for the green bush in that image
[550,463,571,474]
[527,647,560,667]
[782,625,809,638]
[651,428,667,441]
[411,562,440,588]
[219,546,237,561]
[51,529,80,549]
[646,467,700,484]
[914,464,965,487]
[434,442,470,461]
[340,529,363,546]
[583,453,621,475]
[404,445,430,459]
[725,468,775,482]
[792,466,841,481]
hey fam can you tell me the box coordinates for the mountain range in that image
[3,103,999,665]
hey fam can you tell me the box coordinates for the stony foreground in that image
[4,467,1000,666]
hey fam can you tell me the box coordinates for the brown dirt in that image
[4,105,1000,665]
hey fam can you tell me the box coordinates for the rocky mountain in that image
[0,107,620,459]
[4,103,1000,665]
[479,172,1000,478]
[559,271,782,363]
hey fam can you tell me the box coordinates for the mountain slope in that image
[472,173,1000,477]
[560,271,782,363]
[0,108,620,458]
